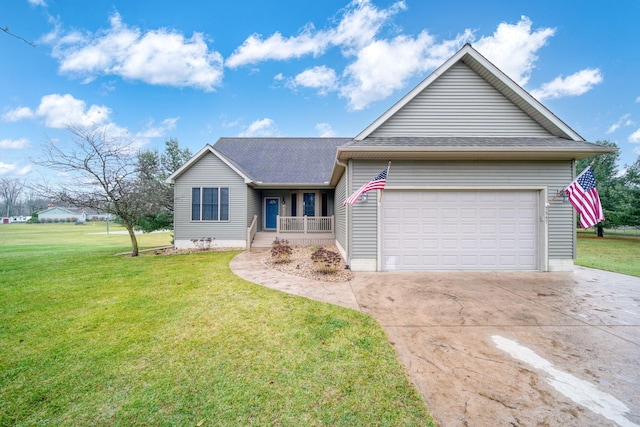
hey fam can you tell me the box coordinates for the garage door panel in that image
[384,207,402,219]
[422,238,438,249]
[403,223,420,233]
[441,224,458,233]
[381,190,538,271]
[461,239,477,249]
[480,239,497,249]
[460,255,478,265]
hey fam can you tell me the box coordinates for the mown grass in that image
[576,230,640,277]
[0,223,434,426]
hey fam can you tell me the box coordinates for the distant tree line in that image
[576,141,640,228]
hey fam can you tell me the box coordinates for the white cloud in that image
[606,114,634,134]
[3,94,173,152]
[316,123,335,137]
[226,28,326,68]
[229,3,566,111]
[0,162,17,175]
[37,94,111,128]
[340,31,471,110]
[291,66,338,95]
[530,68,603,100]
[4,94,111,128]
[226,0,405,68]
[28,0,46,6]
[629,128,640,143]
[474,16,555,86]
[16,165,32,175]
[229,8,589,111]
[2,106,34,122]
[45,12,223,91]
[0,162,31,176]
[0,138,30,149]
[135,117,179,139]
[238,118,280,137]
[327,0,407,55]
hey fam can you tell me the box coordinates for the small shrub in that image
[311,247,342,274]
[271,238,292,263]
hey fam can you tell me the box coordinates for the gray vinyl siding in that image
[247,187,261,228]
[370,62,550,138]
[173,152,247,241]
[335,172,347,250]
[349,163,381,259]
[349,160,575,260]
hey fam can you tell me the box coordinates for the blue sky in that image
[2,0,639,181]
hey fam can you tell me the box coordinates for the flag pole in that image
[378,161,391,204]
[548,161,596,204]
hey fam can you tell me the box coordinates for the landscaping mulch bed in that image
[264,245,354,283]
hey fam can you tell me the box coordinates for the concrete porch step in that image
[251,232,277,248]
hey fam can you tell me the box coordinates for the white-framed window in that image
[191,187,229,221]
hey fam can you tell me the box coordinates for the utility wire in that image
[2,26,36,47]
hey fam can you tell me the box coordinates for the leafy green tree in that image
[135,138,191,232]
[576,141,624,228]
[621,156,640,226]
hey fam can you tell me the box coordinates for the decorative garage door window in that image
[191,187,230,221]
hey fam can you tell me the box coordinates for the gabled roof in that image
[37,207,88,216]
[165,144,253,184]
[355,44,583,141]
[166,138,350,187]
[334,43,615,170]
[214,138,349,187]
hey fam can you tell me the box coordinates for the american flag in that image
[565,166,604,228]
[343,167,388,205]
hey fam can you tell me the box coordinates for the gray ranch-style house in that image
[166,44,613,272]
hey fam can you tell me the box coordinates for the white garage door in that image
[381,190,538,271]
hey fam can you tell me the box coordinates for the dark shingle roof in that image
[213,137,350,185]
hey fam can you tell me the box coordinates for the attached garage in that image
[380,190,540,271]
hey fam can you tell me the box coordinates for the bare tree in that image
[0,177,24,217]
[34,126,148,256]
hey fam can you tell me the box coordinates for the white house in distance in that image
[167,44,614,272]
[37,207,107,223]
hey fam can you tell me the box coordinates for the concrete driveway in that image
[231,250,640,426]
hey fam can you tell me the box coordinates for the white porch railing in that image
[246,214,258,249]
[277,215,334,233]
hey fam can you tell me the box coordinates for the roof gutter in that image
[336,145,616,161]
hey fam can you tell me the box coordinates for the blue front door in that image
[265,198,279,229]
[303,193,315,216]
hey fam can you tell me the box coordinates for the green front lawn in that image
[0,224,434,426]
[576,230,640,277]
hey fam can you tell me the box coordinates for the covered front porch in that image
[248,188,336,248]
[249,215,335,248]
